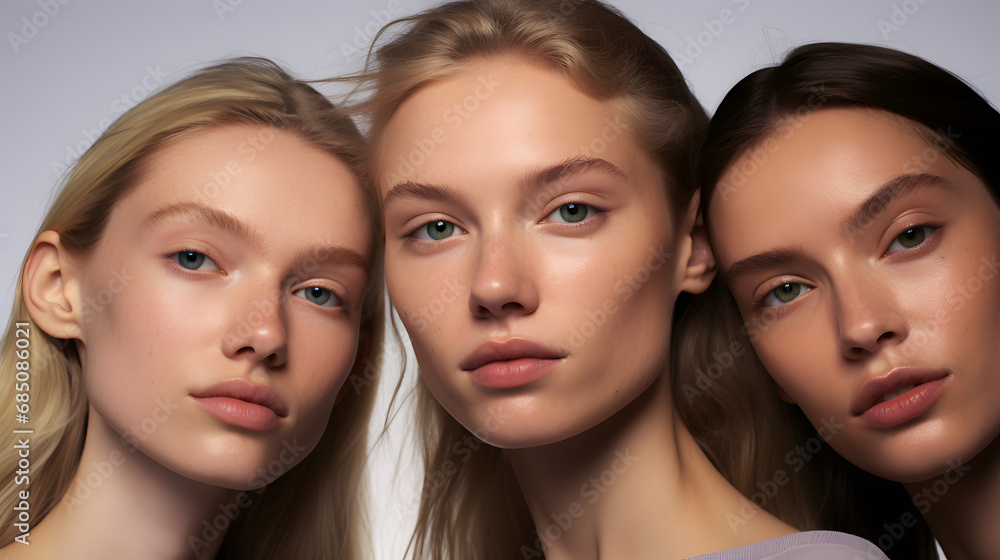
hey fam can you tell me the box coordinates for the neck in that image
[19,407,239,560]
[904,436,1000,560]
[504,373,795,560]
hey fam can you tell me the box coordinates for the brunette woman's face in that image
[710,108,1000,482]
[75,125,371,489]
[376,59,707,448]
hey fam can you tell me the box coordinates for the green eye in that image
[544,203,595,224]
[892,227,927,250]
[763,282,813,307]
[426,220,456,240]
[559,203,588,223]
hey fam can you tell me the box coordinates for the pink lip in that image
[191,379,288,431]
[851,367,951,428]
[460,338,566,389]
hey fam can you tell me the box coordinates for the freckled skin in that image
[710,108,1000,483]
[76,125,372,489]
[377,59,698,448]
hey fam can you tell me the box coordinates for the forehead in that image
[112,125,372,257]
[375,57,651,194]
[709,109,953,261]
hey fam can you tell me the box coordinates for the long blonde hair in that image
[0,58,385,559]
[339,1,709,557]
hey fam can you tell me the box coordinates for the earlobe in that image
[678,193,717,295]
[23,231,85,342]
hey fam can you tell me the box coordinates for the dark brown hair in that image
[679,42,1000,560]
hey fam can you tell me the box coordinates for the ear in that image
[677,192,717,295]
[23,231,85,341]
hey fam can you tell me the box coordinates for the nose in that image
[832,270,908,360]
[467,232,539,319]
[222,284,289,368]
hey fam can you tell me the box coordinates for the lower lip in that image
[467,358,563,389]
[858,376,950,428]
[193,396,281,431]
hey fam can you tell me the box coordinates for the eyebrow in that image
[382,181,468,211]
[520,156,630,192]
[724,174,955,284]
[287,245,369,272]
[842,173,955,236]
[143,201,267,253]
[380,156,630,211]
[142,202,369,270]
[724,245,808,284]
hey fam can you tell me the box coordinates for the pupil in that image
[434,221,447,232]
[565,204,580,215]
[183,252,197,263]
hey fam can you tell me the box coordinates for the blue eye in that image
[761,282,813,307]
[171,251,218,271]
[887,226,934,253]
[544,203,595,224]
[294,286,342,308]
[411,220,463,242]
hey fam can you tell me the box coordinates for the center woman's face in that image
[377,59,695,448]
[710,108,1000,482]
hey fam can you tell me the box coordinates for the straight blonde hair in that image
[0,57,385,559]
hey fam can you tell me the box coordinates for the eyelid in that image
[882,223,939,256]
[402,216,468,242]
[166,246,224,273]
[752,276,812,309]
[538,198,607,225]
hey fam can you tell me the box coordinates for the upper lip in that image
[851,367,951,416]
[191,378,288,417]
[459,338,566,371]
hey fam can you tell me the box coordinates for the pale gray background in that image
[2,0,996,557]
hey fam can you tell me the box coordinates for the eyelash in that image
[883,223,938,256]
[539,199,606,227]
[167,248,350,309]
[167,247,223,273]
[751,223,940,310]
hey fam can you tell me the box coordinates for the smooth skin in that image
[8,125,372,559]
[710,108,1000,559]
[377,58,796,559]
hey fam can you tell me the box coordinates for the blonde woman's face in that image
[377,59,697,448]
[76,125,371,489]
[711,108,1000,483]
